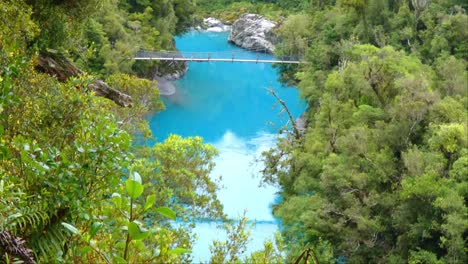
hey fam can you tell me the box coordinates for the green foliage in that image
[0,0,39,45]
[273,13,310,84]
[12,0,196,78]
[26,0,104,50]
[409,249,444,264]
[0,57,218,262]
[0,1,220,262]
[433,54,467,97]
[104,73,165,137]
[275,0,468,86]
[242,232,286,264]
[3,0,467,262]
[209,214,253,263]
[134,135,224,221]
[61,175,187,263]
[197,0,297,23]
[1,68,134,260]
[263,42,468,262]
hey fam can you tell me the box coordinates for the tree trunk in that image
[36,51,133,107]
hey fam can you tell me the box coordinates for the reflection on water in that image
[212,131,277,220]
[147,31,306,262]
[164,89,188,107]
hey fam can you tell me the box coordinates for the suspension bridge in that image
[134,50,304,64]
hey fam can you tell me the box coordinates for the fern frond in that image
[0,180,48,235]
[5,206,50,234]
[1,181,69,261]
[27,221,70,262]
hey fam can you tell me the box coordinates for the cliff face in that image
[228,14,277,54]
[152,59,188,81]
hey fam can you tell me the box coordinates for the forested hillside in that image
[263,0,468,263]
[1,0,222,263]
[1,0,467,263]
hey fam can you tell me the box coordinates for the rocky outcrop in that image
[203,17,230,32]
[152,58,188,96]
[228,14,277,53]
[37,51,133,107]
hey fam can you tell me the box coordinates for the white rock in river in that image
[228,14,277,53]
[207,27,225,32]
[203,17,231,32]
[204,17,224,28]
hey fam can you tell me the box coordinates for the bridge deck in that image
[133,57,301,64]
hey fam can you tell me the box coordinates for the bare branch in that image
[267,88,302,140]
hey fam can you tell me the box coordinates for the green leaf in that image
[62,222,81,235]
[125,179,143,199]
[111,193,122,208]
[128,222,150,240]
[115,241,126,250]
[90,222,103,238]
[113,256,127,264]
[79,246,93,255]
[168,248,191,255]
[144,194,156,211]
[155,207,176,220]
[82,234,91,243]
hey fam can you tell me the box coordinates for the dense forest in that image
[1,0,467,263]
[262,0,467,263]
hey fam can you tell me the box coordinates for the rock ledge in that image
[152,58,188,96]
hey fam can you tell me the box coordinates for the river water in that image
[147,31,306,262]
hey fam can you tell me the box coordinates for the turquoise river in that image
[147,31,306,262]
